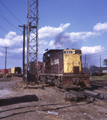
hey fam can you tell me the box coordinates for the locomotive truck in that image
[39,49,90,89]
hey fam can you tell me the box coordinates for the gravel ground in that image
[0,77,107,120]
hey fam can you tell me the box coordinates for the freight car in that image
[0,69,12,78]
[39,49,90,89]
[0,67,22,78]
[1,69,8,74]
[11,67,22,76]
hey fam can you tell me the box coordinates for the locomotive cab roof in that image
[43,49,81,55]
[43,49,63,55]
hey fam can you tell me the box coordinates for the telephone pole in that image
[85,54,86,64]
[19,24,27,82]
[85,54,86,72]
[100,55,101,68]
[5,47,8,77]
[27,0,39,84]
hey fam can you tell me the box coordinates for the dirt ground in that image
[0,77,107,120]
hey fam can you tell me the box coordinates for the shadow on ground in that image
[0,95,39,106]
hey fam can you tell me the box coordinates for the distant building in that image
[89,65,107,75]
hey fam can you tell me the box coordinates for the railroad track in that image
[90,83,107,90]
[90,80,107,88]
[65,89,107,105]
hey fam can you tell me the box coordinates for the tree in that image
[103,59,107,67]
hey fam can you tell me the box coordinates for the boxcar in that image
[11,67,21,75]
[1,69,8,74]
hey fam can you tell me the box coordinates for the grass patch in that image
[90,74,107,80]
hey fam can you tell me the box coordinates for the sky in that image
[0,0,107,69]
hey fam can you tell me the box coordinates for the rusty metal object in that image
[61,73,90,88]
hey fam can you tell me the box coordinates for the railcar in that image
[11,67,22,76]
[39,49,90,89]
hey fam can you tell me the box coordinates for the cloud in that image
[93,22,107,31]
[0,52,4,56]
[38,23,70,39]
[39,40,47,45]
[81,46,104,54]
[54,31,100,49]
[0,31,23,47]
[49,40,55,46]
[38,22,101,46]
[5,31,17,39]
[65,31,100,41]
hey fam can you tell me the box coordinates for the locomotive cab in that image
[63,49,82,74]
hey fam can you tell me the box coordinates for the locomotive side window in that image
[75,51,81,54]
[69,51,72,53]
[43,55,45,62]
[48,54,50,57]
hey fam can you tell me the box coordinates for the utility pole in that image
[100,55,101,68]
[5,47,8,77]
[85,54,86,64]
[85,54,86,72]
[19,24,27,82]
[27,0,39,84]
[100,55,102,72]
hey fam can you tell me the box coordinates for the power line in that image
[88,52,107,58]
[0,14,22,32]
[82,51,107,58]
[86,50,107,56]
[0,0,23,25]
[0,8,15,31]
[0,8,5,17]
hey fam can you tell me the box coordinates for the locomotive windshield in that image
[64,51,72,54]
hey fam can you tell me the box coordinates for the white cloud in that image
[38,23,71,39]
[39,40,46,45]
[55,42,64,48]
[93,22,107,31]
[49,40,55,46]
[81,46,104,54]
[44,41,47,45]
[59,23,71,30]
[0,52,4,56]
[0,31,23,47]
[5,31,17,39]
[64,31,100,42]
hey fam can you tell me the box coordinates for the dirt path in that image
[0,77,107,120]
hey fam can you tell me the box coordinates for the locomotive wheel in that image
[54,78,61,88]
[42,76,47,84]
